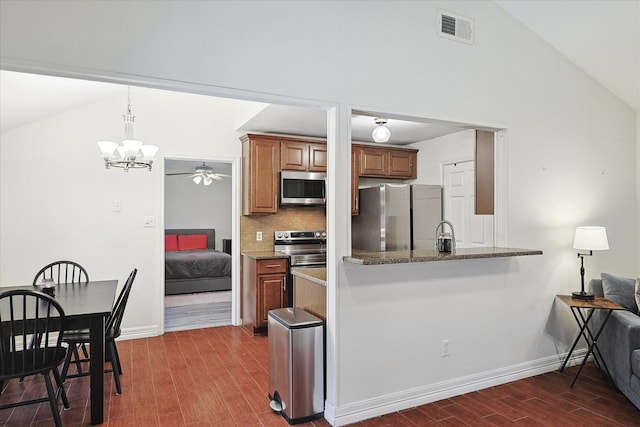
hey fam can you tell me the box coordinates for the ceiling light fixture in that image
[97,87,158,171]
[192,163,225,186]
[165,162,229,185]
[372,117,391,143]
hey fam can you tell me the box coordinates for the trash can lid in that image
[268,307,323,329]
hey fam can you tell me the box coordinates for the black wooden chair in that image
[60,268,137,395]
[33,260,89,286]
[25,260,90,378]
[0,289,70,427]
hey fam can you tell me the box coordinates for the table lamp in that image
[572,226,609,300]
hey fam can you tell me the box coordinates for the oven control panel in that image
[274,230,326,242]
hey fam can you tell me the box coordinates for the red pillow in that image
[178,234,208,250]
[165,234,178,251]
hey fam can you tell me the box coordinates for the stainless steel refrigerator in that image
[352,183,442,251]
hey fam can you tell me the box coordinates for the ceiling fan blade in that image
[165,172,194,176]
[206,172,224,180]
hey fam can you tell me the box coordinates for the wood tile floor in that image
[0,325,638,426]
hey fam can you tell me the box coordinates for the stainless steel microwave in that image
[280,171,326,206]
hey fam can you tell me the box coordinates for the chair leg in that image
[53,367,70,409]
[107,343,122,395]
[72,344,85,375]
[60,344,74,381]
[111,342,123,376]
[43,371,63,427]
[80,343,89,358]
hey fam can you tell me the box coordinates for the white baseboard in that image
[118,325,159,341]
[326,350,586,426]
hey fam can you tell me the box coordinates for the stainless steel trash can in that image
[268,307,324,424]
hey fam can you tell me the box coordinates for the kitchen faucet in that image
[434,220,456,252]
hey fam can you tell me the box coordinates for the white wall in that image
[165,172,232,250]
[1,86,245,336]
[1,1,638,425]
[414,129,476,184]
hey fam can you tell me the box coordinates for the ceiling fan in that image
[165,162,230,185]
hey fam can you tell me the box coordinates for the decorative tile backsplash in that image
[240,207,326,252]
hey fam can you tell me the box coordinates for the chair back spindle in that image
[33,260,89,286]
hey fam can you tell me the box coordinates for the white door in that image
[442,160,494,248]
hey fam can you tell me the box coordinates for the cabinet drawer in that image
[257,259,288,274]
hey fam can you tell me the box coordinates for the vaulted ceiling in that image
[1,1,638,140]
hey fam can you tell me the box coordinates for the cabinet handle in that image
[265,264,280,268]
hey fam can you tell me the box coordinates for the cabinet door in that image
[309,143,327,171]
[351,146,360,215]
[281,141,308,171]
[389,150,416,178]
[258,273,286,326]
[244,137,279,214]
[475,130,494,215]
[360,147,388,177]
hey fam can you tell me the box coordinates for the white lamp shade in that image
[573,226,609,250]
[122,139,143,157]
[204,176,213,186]
[97,141,118,158]
[193,175,203,185]
[115,146,126,160]
[140,145,159,161]
[372,125,391,143]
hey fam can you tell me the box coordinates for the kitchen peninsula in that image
[292,268,326,321]
[345,247,543,265]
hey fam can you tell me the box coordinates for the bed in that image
[164,228,232,295]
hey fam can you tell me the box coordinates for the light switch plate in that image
[143,216,156,227]
[113,200,122,212]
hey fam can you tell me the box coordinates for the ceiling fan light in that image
[372,124,391,143]
[204,176,213,186]
[193,175,203,185]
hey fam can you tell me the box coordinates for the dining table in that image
[0,279,118,425]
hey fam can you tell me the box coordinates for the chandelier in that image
[97,87,158,171]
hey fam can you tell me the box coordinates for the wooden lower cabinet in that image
[241,255,289,334]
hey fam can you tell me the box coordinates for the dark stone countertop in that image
[240,251,290,260]
[292,268,326,286]
[344,247,543,265]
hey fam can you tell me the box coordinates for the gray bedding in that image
[165,249,231,280]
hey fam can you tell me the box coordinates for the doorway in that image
[442,159,494,247]
[164,158,233,331]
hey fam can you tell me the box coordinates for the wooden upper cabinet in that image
[308,143,327,171]
[281,141,327,172]
[475,130,495,215]
[241,134,280,215]
[357,145,417,179]
[351,146,360,215]
[280,141,308,171]
[389,150,417,179]
[359,147,388,176]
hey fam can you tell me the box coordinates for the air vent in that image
[438,9,473,44]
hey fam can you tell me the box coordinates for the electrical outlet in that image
[441,339,450,357]
[256,231,263,241]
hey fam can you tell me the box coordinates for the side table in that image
[556,295,626,387]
